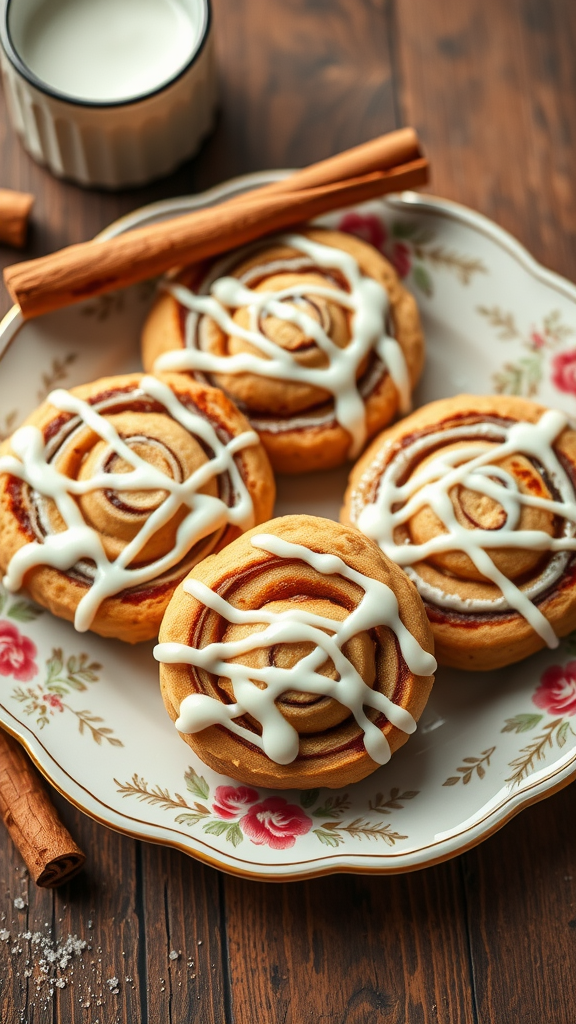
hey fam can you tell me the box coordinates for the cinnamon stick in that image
[231,126,422,198]
[0,188,34,249]
[4,130,428,320]
[0,729,85,888]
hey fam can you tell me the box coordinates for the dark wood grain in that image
[50,795,143,1024]
[139,843,227,1023]
[462,783,576,1024]
[1,0,576,1022]
[395,0,576,278]
[0,851,54,1024]
[223,864,476,1024]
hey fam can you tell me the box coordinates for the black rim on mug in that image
[0,0,212,109]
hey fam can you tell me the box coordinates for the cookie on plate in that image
[342,394,576,670]
[142,228,425,473]
[155,514,436,789]
[0,372,275,642]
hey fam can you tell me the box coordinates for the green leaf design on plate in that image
[226,823,243,847]
[300,788,320,809]
[501,713,543,734]
[65,653,102,687]
[203,820,229,837]
[312,794,350,818]
[313,828,342,848]
[412,264,433,297]
[174,813,207,827]
[392,221,419,239]
[557,721,571,748]
[493,353,543,397]
[6,600,43,623]
[185,767,210,801]
[43,647,101,695]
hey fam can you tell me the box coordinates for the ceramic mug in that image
[0,0,217,188]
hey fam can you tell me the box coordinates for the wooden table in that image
[1,1,576,1021]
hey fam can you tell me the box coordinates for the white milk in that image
[13,0,202,103]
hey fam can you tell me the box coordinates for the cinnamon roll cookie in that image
[0,372,275,643]
[342,395,576,670]
[155,515,436,789]
[141,228,424,473]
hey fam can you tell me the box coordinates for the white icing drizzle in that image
[0,376,258,631]
[356,410,576,647]
[154,233,411,458]
[154,534,436,766]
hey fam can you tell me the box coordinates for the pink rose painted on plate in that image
[338,212,414,279]
[391,240,411,278]
[0,621,38,682]
[338,212,387,253]
[533,661,576,717]
[240,797,312,850]
[551,349,576,395]
[212,785,258,820]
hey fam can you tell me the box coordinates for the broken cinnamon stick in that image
[4,129,428,320]
[0,188,34,249]
[0,729,85,888]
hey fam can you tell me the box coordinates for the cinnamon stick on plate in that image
[0,729,85,888]
[0,188,34,249]
[237,126,423,196]
[4,129,428,320]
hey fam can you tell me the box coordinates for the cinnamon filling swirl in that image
[343,396,576,670]
[0,372,275,642]
[156,516,435,789]
[143,228,424,473]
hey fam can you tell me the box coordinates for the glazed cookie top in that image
[343,394,576,648]
[145,229,423,458]
[155,515,436,769]
[0,372,274,632]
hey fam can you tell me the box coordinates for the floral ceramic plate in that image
[1,175,576,881]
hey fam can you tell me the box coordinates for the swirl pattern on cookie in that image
[142,229,425,473]
[155,516,435,789]
[342,395,576,670]
[0,372,275,642]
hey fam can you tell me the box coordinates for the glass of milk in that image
[0,0,216,187]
